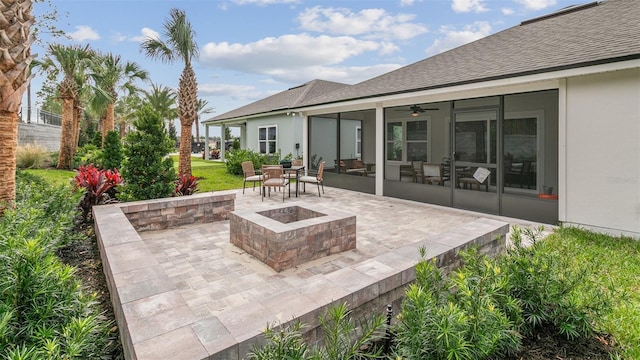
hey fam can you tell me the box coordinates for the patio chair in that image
[262,165,289,202]
[299,161,325,197]
[241,161,262,194]
[422,163,444,185]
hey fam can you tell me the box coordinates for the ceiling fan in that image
[395,105,439,117]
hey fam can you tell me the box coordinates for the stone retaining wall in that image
[18,122,62,152]
[121,192,235,231]
[93,191,236,360]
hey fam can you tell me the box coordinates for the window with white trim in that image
[258,125,277,154]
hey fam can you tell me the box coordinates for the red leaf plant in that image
[74,164,123,222]
[174,174,199,196]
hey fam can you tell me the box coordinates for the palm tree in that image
[143,83,178,125]
[141,8,198,177]
[194,98,214,142]
[90,52,148,147]
[114,94,142,137]
[32,44,93,169]
[0,0,35,212]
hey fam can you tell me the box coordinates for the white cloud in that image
[425,21,491,56]
[502,7,515,15]
[268,63,402,85]
[400,0,415,7]
[515,0,557,11]
[200,33,381,74]
[67,25,100,42]
[297,6,427,41]
[451,0,488,13]
[130,27,160,43]
[199,83,266,102]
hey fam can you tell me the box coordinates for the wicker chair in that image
[299,161,325,197]
[262,165,289,202]
[241,161,262,194]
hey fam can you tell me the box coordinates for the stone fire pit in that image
[230,205,356,272]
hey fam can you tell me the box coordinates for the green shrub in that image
[247,302,385,360]
[393,247,521,360]
[225,149,277,175]
[500,226,611,340]
[16,144,49,169]
[102,130,123,170]
[119,105,176,201]
[73,144,104,169]
[0,172,107,359]
[91,131,103,148]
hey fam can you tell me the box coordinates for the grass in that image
[22,168,75,188]
[170,156,244,191]
[24,156,244,192]
[542,226,640,359]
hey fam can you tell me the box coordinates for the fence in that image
[19,107,62,126]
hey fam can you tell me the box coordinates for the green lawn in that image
[24,157,244,193]
[170,156,244,192]
[22,168,75,188]
[544,227,640,359]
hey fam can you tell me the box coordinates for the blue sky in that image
[31,0,578,137]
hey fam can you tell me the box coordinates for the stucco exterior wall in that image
[564,68,640,237]
[244,114,302,158]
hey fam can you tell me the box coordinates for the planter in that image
[280,160,292,168]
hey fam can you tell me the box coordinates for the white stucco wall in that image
[244,114,302,158]
[563,68,640,237]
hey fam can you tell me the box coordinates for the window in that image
[386,120,430,162]
[258,125,277,154]
[406,120,428,161]
[386,122,402,161]
[355,126,362,157]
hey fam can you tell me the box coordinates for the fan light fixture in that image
[411,110,419,117]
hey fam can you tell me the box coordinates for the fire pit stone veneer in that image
[230,205,356,272]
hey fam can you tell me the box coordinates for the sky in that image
[30,0,580,137]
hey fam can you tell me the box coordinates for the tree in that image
[141,8,198,177]
[119,105,176,201]
[89,52,148,147]
[143,82,177,124]
[33,44,93,169]
[102,130,123,170]
[114,93,142,137]
[0,0,36,212]
[194,98,214,142]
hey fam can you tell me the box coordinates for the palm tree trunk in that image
[72,100,82,157]
[179,119,192,177]
[102,103,115,147]
[194,115,200,142]
[57,98,75,169]
[0,111,18,212]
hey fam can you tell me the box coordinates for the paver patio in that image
[96,186,550,360]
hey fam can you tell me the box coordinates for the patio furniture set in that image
[241,160,325,201]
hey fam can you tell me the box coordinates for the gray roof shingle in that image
[301,0,640,106]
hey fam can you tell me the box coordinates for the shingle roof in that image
[204,79,349,122]
[301,0,640,107]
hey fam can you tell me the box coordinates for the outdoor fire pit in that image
[230,205,356,272]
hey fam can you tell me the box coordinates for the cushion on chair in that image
[298,175,318,183]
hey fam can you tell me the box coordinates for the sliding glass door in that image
[452,109,499,214]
